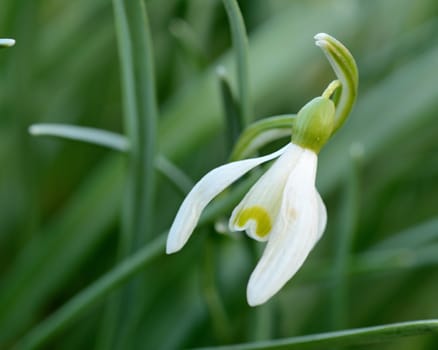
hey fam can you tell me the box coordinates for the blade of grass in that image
[113,0,157,253]
[28,124,130,152]
[222,0,252,126]
[108,0,158,347]
[194,320,438,350]
[216,66,242,153]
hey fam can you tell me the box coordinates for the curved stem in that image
[230,115,295,161]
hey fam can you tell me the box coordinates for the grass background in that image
[1,0,438,349]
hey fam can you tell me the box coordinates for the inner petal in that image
[229,143,303,241]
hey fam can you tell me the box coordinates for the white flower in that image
[165,32,359,306]
[166,140,326,306]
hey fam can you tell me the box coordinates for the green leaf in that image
[216,66,242,153]
[193,320,438,350]
[29,124,129,151]
[222,0,252,126]
[110,0,158,346]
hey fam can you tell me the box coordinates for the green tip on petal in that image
[235,206,273,238]
[291,96,335,153]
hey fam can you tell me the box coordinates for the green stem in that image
[108,0,158,347]
[222,0,252,126]
[194,320,438,350]
[230,115,295,161]
[113,0,157,252]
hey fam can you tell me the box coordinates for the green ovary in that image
[235,206,272,238]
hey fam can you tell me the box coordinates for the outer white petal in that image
[316,192,327,241]
[166,145,288,254]
[247,148,320,306]
[229,143,303,241]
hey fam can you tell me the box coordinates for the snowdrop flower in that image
[167,95,335,306]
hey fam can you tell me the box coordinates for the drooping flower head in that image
[166,33,358,306]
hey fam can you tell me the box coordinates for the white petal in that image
[247,149,320,306]
[166,145,288,254]
[229,143,303,241]
[316,192,327,241]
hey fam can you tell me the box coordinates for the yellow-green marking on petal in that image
[235,206,272,238]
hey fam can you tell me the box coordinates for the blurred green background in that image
[1,0,438,349]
